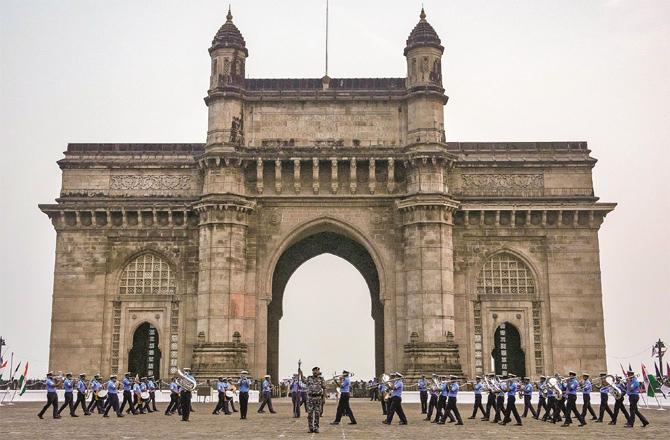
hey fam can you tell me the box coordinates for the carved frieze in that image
[462,174,543,190]
[110,175,193,191]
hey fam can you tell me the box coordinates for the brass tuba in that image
[176,369,197,391]
[547,377,563,400]
[604,374,623,399]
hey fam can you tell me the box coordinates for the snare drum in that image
[225,390,234,398]
[96,389,108,399]
[140,391,150,401]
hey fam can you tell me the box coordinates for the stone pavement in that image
[1,398,666,439]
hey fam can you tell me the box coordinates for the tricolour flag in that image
[18,362,29,396]
[640,363,649,394]
[648,373,664,398]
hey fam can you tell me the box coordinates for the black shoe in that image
[270,411,277,414]
[608,421,616,425]
[330,422,339,425]
[591,417,598,421]
[437,421,445,425]
[481,417,489,421]
[53,415,61,419]
[515,422,522,426]
[84,413,91,416]
[348,421,357,425]
[103,415,109,418]
[624,424,633,428]
[642,422,649,427]
[70,414,78,417]
[212,411,218,415]
[579,422,586,427]
[382,420,390,425]
[595,419,602,423]
[37,414,43,419]
[455,422,464,425]
[257,410,265,413]
[117,414,124,418]
[399,421,407,425]
[561,423,569,427]
[468,416,475,419]
[314,429,319,433]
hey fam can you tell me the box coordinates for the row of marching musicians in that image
[408,369,649,428]
[36,368,259,423]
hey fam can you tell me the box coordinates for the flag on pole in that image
[648,374,664,398]
[641,364,650,394]
[642,364,655,398]
[655,362,663,379]
[18,362,29,396]
[11,361,21,380]
[0,355,7,369]
[620,363,628,377]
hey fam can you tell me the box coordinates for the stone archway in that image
[267,231,384,380]
[128,322,162,379]
[492,321,525,377]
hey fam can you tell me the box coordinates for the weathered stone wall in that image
[244,101,406,148]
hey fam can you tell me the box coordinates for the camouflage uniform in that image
[305,375,326,432]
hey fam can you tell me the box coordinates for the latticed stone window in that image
[119,254,176,295]
[477,253,535,294]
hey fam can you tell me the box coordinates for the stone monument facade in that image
[40,8,615,381]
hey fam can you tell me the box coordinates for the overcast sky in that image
[1,0,668,380]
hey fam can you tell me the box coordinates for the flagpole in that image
[0,352,12,406]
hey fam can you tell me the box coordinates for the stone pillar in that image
[397,155,461,378]
[192,156,256,380]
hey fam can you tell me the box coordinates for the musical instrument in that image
[96,389,108,399]
[604,374,623,399]
[225,390,234,398]
[381,373,393,400]
[140,391,150,401]
[176,369,197,392]
[547,377,563,400]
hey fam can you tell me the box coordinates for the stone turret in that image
[404,7,447,145]
[205,7,247,150]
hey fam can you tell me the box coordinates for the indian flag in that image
[18,362,29,396]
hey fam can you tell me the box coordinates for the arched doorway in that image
[492,322,525,377]
[128,322,161,379]
[268,231,383,381]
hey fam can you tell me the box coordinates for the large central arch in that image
[267,230,384,380]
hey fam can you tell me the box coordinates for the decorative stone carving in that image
[110,175,192,191]
[461,174,543,194]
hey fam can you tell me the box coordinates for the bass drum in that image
[225,390,234,398]
[96,390,108,399]
[140,391,150,401]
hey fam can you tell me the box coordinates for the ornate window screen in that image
[119,254,176,295]
[477,253,535,295]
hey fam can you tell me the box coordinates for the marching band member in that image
[596,372,614,422]
[468,376,485,419]
[417,374,428,414]
[521,377,537,418]
[37,372,61,419]
[378,376,387,415]
[483,372,496,421]
[425,374,439,421]
[147,375,158,412]
[237,370,252,420]
[501,375,522,426]
[257,374,276,413]
[132,377,144,414]
[290,374,302,418]
[165,376,180,415]
[382,372,407,425]
[562,371,586,427]
[552,374,567,424]
[535,376,548,419]
[580,373,597,420]
[57,372,76,417]
[72,373,90,416]
[432,375,446,423]
[302,366,326,433]
[609,375,630,425]
[212,376,231,415]
[179,367,194,422]
[139,377,153,413]
[102,374,124,417]
[624,370,649,428]
[86,374,104,414]
[445,375,464,425]
[492,375,506,423]
[120,372,137,415]
[227,377,238,413]
[331,370,357,425]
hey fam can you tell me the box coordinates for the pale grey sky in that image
[1,0,668,380]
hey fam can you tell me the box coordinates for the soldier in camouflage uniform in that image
[301,366,326,433]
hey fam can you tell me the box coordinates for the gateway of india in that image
[40,8,615,381]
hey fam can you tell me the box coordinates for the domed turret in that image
[210,6,248,56]
[404,7,443,56]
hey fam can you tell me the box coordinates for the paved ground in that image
[1,398,666,439]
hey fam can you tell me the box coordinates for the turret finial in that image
[420,6,426,21]
[226,5,233,22]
